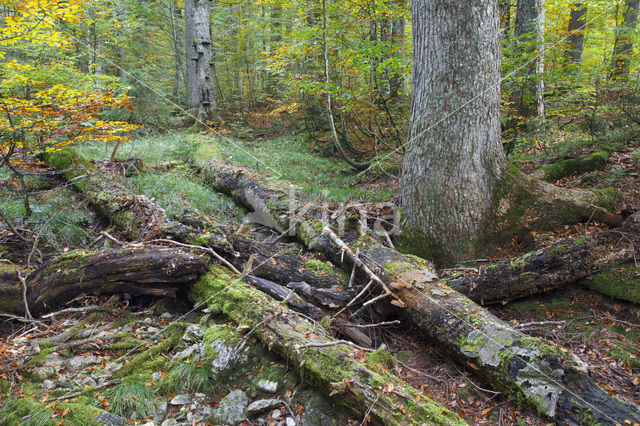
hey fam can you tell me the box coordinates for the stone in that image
[42,379,55,390]
[82,377,97,387]
[161,419,177,426]
[105,362,123,373]
[211,390,248,425]
[247,399,281,416]
[36,366,56,379]
[64,355,99,372]
[271,409,281,419]
[209,340,248,377]
[300,395,340,426]
[155,401,167,423]
[160,312,172,320]
[147,326,160,334]
[256,380,278,393]
[286,418,296,426]
[170,394,191,405]
[141,422,155,426]
[183,324,204,343]
[152,371,162,381]
[173,343,203,360]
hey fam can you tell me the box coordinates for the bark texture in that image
[185,0,216,121]
[610,0,640,79]
[192,147,640,423]
[400,0,506,265]
[565,2,587,64]
[0,247,208,315]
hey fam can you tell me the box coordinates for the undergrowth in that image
[108,378,155,419]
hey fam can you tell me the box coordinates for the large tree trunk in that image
[513,0,545,117]
[399,0,507,265]
[610,0,640,80]
[0,247,208,315]
[185,0,216,122]
[565,2,587,64]
[191,149,640,424]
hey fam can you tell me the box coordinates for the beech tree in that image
[185,0,216,122]
[610,0,640,79]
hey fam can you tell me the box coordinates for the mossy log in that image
[0,396,126,425]
[447,212,640,304]
[581,261,640,304]
[192,149,640,424]
[0,247,208,315]
[190,265,465,425]
[42,149,344,290]
[531,150,609,182]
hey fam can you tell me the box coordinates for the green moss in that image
[26,348,53,367]
[538,149,609,181]
[115,325,183,378]
[304,259,334,275]
[365,346,396,370]
[574,235,591,245]
[589,187,616,210]
[582,263,640,304]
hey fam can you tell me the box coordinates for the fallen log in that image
[192,146,640,423]
[530,149,609,182]
[43,149,345,290]
[190,265,465,425]
[446,213,640,304]
[0,247,208,315]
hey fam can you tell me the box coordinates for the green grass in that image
[107,378,155,419]
[213,135,395,202]
[74,132,197,164]
[160,361,217,394]
[128,170,241,220]
[0,187,93,251]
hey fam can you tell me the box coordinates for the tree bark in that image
[565,2,587,64]
[185,0,216,122]
[0,247,208,315]
[191,148,640,423]
[513,0,545,117]
[400,0,507,265]
[610,0,640,80]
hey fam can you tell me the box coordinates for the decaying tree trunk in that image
[448,213,639,305]
[192,149,640,424]
[191,265,465,425]
[0,247,208,315]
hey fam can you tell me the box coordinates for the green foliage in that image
[107,378,155,419]
[161,361,217,394]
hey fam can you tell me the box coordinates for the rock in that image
[300,395,340,426]
[209,340,247,376]
[173,343,203,360]
[96,411,126,426]
[42,379,55,390]
[160,312,172,320]
[170,394,191,405]
[183,324,204,343]
[271,409,282,419]
[82,377,97,387]
[161,419,177,426]
[152,371,162,381]
[105,362,123,373]
[64,355,99,372]
[36,366,56,379]
[147,326,160,334]
[247,399,281,416]
[256,380,278,393]
[141,422,155,426]
[286,418,296,426]
[155,401,167,423]
[211,390,248,425]
[45,352,64,364]
[143,317,153,324]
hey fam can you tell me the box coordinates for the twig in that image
[359,393,381,426]
[514,320,565,329]
[41,305,103,319]
[145,238,241,274]
[17,270,33,320]
[295,339,372,352]
[0,313,45,326]
[100,230,124,246]
[348,320,401,329]
[323,226,401,307]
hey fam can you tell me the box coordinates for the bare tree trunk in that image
[185,0,216,122]
[399,0,506,265]
[514,0,545,117]
[565,2,587,64]
[536,0,545,117]
[610,0,640,80]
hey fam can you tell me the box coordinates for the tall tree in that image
[565,2,587,64]
[185,0,216,122]
[399,0,506,264]
[513,0,545,117]
[609,0,640,79]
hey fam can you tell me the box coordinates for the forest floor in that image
[1,121,639,425]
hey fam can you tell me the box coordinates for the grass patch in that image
[74,132,198,164]
[108,378,155,419]
[128,171,240,220]
[212,135,395,202]
[160,361,217,394]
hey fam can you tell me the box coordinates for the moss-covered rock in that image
[582,263,640,304]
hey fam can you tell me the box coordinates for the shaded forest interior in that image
[1,0,640,425]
